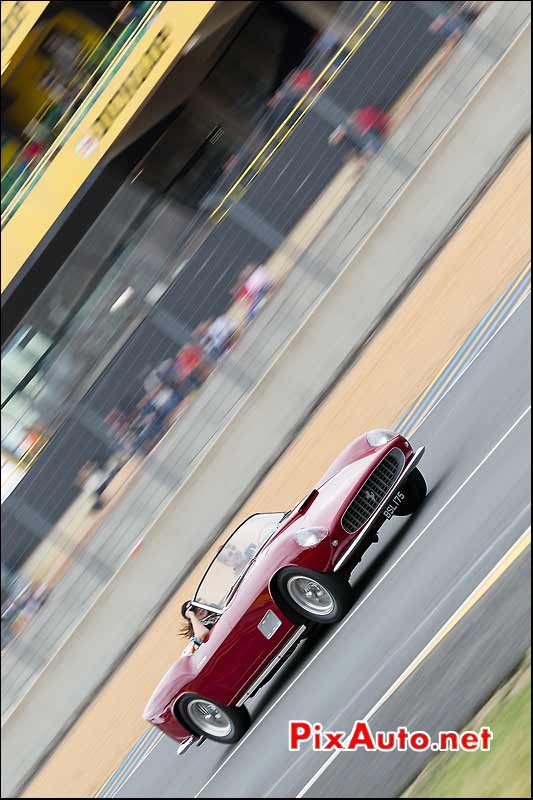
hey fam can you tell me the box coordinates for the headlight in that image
[366,429,397,447]
[294,527,329,547]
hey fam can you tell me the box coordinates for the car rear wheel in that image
[395,468,427,515]
[275,566,353,624]
[176,694,251,743]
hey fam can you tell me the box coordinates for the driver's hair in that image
[180,600,194,639]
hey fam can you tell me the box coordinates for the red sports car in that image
[144,430,426,752]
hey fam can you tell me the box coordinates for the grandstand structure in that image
[1,0,344,463]
[1,0,336,491]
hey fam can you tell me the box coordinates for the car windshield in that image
[194,513,285,610]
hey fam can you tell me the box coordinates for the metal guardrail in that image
[1,0,530,718]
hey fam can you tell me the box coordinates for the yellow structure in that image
[1,0,215,294]
[2,9,103,131]
[1,1,50,75]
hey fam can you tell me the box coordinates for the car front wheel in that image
[275,566,353,624]
[176,694,250,743]
[395,467,427,515]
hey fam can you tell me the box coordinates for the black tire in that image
[274,566,353,624]
[176,694,250,744]
[395,468,427,516]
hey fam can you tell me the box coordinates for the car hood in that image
[278,450,382,533]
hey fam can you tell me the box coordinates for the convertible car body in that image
[144,430,426,750]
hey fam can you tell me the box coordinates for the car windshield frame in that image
[193,512,285,612]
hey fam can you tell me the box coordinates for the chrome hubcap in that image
[286,576,335,615]
[187,699,232,737]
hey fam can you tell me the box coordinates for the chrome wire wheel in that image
[286,576,335,615]
[186,699,232,738]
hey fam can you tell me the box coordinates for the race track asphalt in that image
[114,294,531,798]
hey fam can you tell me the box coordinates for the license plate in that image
[383,490,405,519]
[258,610,282,639]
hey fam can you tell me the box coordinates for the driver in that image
[216,542,258,576]
[180,602,218,650]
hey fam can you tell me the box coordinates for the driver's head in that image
[181,600,191,619]
[181,601,208,620]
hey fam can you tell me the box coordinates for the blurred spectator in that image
[78,460,108,498]
[311,28,340,60]
[11,140,46,182]
[153,361,191,415]
[114,0,153,27]
[23,583,51,615]
[234,264,275,322]
[2,602,21,646]
[175,341,211,390]
[119,0,153,25]
[284,67,317,96]
[105,407,131,444]
[264,67,321,136]
[129,401,159,455]
[311,28,353,74]
[390,1,490,131]
[1,581,50,645]
[1,584,30,646]
[329,106,391,162]
[129,393,168,456]
[41,30,83,72]
[429,3,482,44]
[200,315,238,359]
[1,606,17,647]
[84,406,136,510]
[217,541,249,575]
[39,69,68,101]
[91,453,129,510]
[151,382,183,418]
[272,68,317,107]
[148,359,185,405]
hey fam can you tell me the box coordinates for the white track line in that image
[264,503,530,797]
[108,732,164,798]
[408,284,530,437]
[195,404,531,796]
[295,524,532,797]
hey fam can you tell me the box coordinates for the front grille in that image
[341,448,405,533]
